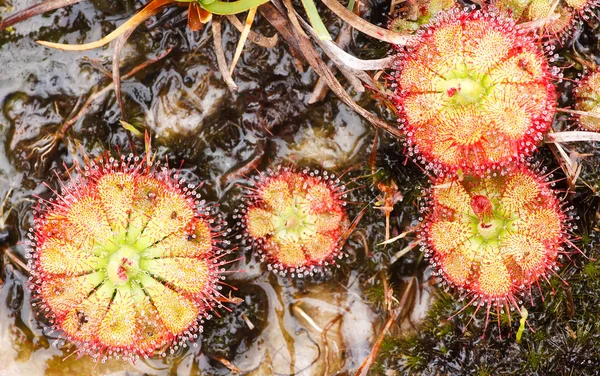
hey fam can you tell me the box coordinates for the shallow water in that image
[1,1,599,375]
[0,1,433,375]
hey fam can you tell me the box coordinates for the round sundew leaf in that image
[438,106,485,147]
[487,50,546,84]
[484,93,532,139]
[403,92,447,126]
[36,212,95,252]
[578,73,600,102]
[246,207,275,238]
[138,274,199,334]
[579,109,600,131]
[440,251,473,286]
[430,221,472,256]
[288,172,309,195]
[496,0,528,18]
[527,0,557,20]
[190,219,213,251]
[129,283,170,355]
[269,238,306,268]
[520,208,563,241]
[432,23,463,67]
[463,27,513,73]
[304,233,337,262]
[96,172,135,240]
[61,281,116,342]
[501,233,548,276]
[414,126,460,165]
[429,0,455,13]
[42,271,105,318]
[66,195,115,249]
[433,182,471,214]
[142,234,208,259]
[455,236,485,263]
[305,183,336,213]
[126,176,166,243]
[97,285,138,348]
[419,40,460,78]
[312,212,344,233]
[136,190,195,249]
[476,259,513,298]
[466,175,502,202]
[500,171,540,213]
[261,178,292,210]
[481,135,513,165]
[540,5,573,35]
[488,83,547,122]
[39,238,104,276]
[141,258,209,295]
[575,71,600,131]
[397,60,445,93]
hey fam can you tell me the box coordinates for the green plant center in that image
[107,244,141,286]
[438,71,489,106]
[272,203,317,241]
[476,218,505,240]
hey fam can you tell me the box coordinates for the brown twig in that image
[226,15,279,48]
[37,0,177,51]
[557,107,600,120]
[321,0,410,44]
[0,0,85,30]
[3,247,31,275]
[212,16,239,91]
[309,22,353,103]
[229,8,258,75]
[0,188,14,231]
[546,130,600,143]
[82,57,113,78]
[259,3,403,139]
[355,277,415,376]
[547,142,582,192]
[112,27,136,121]
[220,140,266,186]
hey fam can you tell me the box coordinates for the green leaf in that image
[120,120,144,138]
[516,306,528,344]
[300,0,332,40]
[196,0,270,14]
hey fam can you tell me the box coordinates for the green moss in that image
[364,279,389,312]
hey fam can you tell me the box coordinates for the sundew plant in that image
[0,1,598,375]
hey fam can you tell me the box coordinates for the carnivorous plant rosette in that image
[237,167,350,277]
[27,153,231,362]
[419,166,572,331]
[391,8,557,174]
